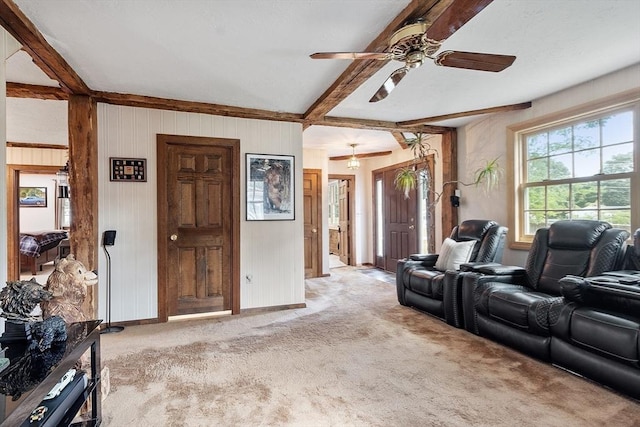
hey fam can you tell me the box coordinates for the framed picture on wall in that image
[19,187,47,207]
[246,153,295,220]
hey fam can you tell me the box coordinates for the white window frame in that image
[507,91,640,250]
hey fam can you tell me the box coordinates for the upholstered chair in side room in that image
[396,219,507,328]
[460,220,629,362]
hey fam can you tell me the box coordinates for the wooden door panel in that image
[168,144,232,315]
[382,167,417,271]
[203,181,223,226]
[178,181,196,226]
[303,170,321,278]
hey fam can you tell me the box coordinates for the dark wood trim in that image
[399,102,533,126]
[6,167,19,280]
[7,141,68,149]
[156,134,241,322]
[329,151,391,161]
[0,0,89,94]
[440,130,457,242]
[93,91,303,124]
[391,131,408,149]
[6,82,68,100]
[6,164,62,281]
[303,0,448,121]
[68,95,99,318]
[329,174,356,266]
[240,303,307,316]
[316,116,452,134]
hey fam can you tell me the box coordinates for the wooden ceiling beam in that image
[0,0,90,95]
[391,131,408,149]
[6,82,67,100]
[303,0,449,121]
[317,116,452,134]
[92,91,305,124]
[329,151,392,161]
[399,101,532,126]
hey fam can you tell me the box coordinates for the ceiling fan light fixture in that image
[347,144,360,170]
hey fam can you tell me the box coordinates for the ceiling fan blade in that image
[310,52,390,60]
[434,51,516,72]
[427,0,494,41]
[369,67,410,103]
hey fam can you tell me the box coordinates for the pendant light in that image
[347,144,360,170]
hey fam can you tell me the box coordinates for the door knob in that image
[170,234,178,241]
[312,228,318,233]
[408,225,415,230]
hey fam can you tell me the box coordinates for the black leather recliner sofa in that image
[396,219,507,327]
[460,220,629,362]
[553,228,640,399]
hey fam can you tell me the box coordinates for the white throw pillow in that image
[434,238,476,271]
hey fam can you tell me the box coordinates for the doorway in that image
[303,169,322,278]
[156,134,240,321]
[373,158,435,272]
[328,174,355,268]
[7,164,62,281]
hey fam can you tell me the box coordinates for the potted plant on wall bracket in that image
[394,132,503,203]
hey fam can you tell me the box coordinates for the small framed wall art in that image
[246,153,295,220]
[110,157,147,182]
[19,187,47,207]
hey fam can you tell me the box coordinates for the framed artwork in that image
[19,187,47,207]
[110,157,147,182]
[246,153,295,220]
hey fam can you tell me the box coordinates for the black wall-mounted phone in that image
[103,230,117,246]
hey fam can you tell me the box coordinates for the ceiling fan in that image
[311,20,515,103]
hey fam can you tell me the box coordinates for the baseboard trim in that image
[240,303,306,316]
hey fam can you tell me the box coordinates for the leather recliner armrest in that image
[475,264,526,276]
[409,253,438,267]
[459,262,502,272]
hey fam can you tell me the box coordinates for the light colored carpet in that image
[101,267,640,426]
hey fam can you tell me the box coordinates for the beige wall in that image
[458,63,640,266]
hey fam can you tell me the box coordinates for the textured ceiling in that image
[7,0,640,157]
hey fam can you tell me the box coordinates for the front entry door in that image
[384,169,417,270]
[157,134,240,320]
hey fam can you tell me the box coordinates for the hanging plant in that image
[473,157,503,192]
[394,132,503,203]
[394,166,418,199]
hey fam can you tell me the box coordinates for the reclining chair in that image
[461,220,629,361]
[554,228,640,399]
[396,219,507,327]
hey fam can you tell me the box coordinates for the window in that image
[328,180,339,227]
[510,95,639,248]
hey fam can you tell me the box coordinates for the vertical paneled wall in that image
[98,104,304,322]
[7,147,67,166]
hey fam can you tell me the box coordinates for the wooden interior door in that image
[303,169,322,278]
[338,179,351,265]
[157,134,240,319]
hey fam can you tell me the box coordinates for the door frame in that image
[7,164,62,281]
[328,174,355,266]
[303,168,322,278]
[156,134,240,322]
[372,157,435,269]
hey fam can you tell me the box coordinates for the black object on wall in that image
[101,230,124,334]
